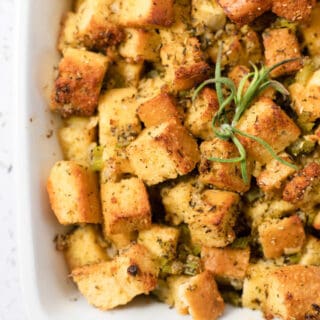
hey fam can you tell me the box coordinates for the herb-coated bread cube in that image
[72,244,158,310]
[106,232,137,250]
[101,177,151,235]
[47,161,102,224]
[127,120,200,185]
[300,236,320,266]
[58,12,81,52]
[51,48,108,117]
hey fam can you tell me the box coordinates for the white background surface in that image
[0,0,25,319]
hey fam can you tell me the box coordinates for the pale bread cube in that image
[300,235,320,266]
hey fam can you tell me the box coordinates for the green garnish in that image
[288,138,316,157]
[230,236,251,249]
[193,42,298,183]
[89,145,104,171]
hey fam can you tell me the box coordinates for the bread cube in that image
[242,260,277,310]
[59,116,97,163]
[272,0,316,22]
[256,152,296,192]
[137,93,182,128]
[168,272,224,320]
[63,225,109,270]
[263,28,302,78]
[161,177,198,225]
[217,0,271,25]
[106,232,137,250]
[300,236,320,266]
[47,161,102,224]
[136,77,167,105]
[199,138,252,193]
[119,29,161,62]
[75,0,123,50]
[51,48,108,117]
[160,36,210,91]
[116,0,174,27]
[188,190,240,248]
[138,224,180,261]
[58,12,81,52]
[191,0,226,32]
[289,69,320,122]
[101,177,151,235]
[201,246,250,285]
[72,244,158,310]
[300,4,320,59]
[185,88,219,140]
[127,120,200,185]
[265,265,320,320]
[236,98,301,164]
[282,162,320,206]
[258,215,306,259]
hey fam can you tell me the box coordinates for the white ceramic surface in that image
[15,1,265,319]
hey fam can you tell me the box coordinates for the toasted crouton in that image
[160,36,210,91]
[138,224,180,261]
[75,0,123,50]
[199,138,252,193]
[185,88,219,140]
[264,265,320,320]
[59,116,97,163]
[106,232,137,250]
[72,244,158,310]
[47,161,102,225]
[116,0,174,27]
[201,246,250,286]
[51,48,108,117]
[58,12,81,52]
[282,162,320,206]
[272,0,316,22]
[101,177,151,235]
[217,0,272,25]
[119,29,161,62]
[256,153,296,192]
[289,69,320,122]
[63,225,109,270]
[127,120,200,185]
[258,215,306,259]
[263,28,302,78]
[168,272,224,320]
[188,190,240,247]
[191,0,226,32]
[236,98,301,164]
[300,235,320,266]
[137,93,182,128]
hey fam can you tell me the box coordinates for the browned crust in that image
[147,0,174,27]
[283,162,320,204]
[271,0,316,22]
[217,0,272,25]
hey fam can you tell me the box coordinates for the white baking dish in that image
[15,1,264,319]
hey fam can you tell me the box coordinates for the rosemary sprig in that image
[193,43,299,184]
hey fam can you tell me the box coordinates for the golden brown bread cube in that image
[258,215,306,259]
[119,28,161,62]
[72,244,158,310]
[63,225,109,270]
[263,28,302,78]
[201,246,250,285]
[138,224,180,261]
[160,36,210,91]
[127,120,200,185]
[217,0,272,25]
[272,0,316,22]
[51,48,108,117]
[59,116,97,163]
[289,69,320,122]
[300,235,320,266]
[116,0,174,27]
[191,0,226,32]
[199,138,252,193]
[188,190,240,247]
[47,161,102,225]
[256,152,296,192]
[101,177,151,235]
[236,98,301,164]
[137,92,182,128]
[75,0,123,50]
[282,162,320,206]
[185,88,219,140]
[264,265,320,320]
[106,232,137,251]
[168,272,224,320]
